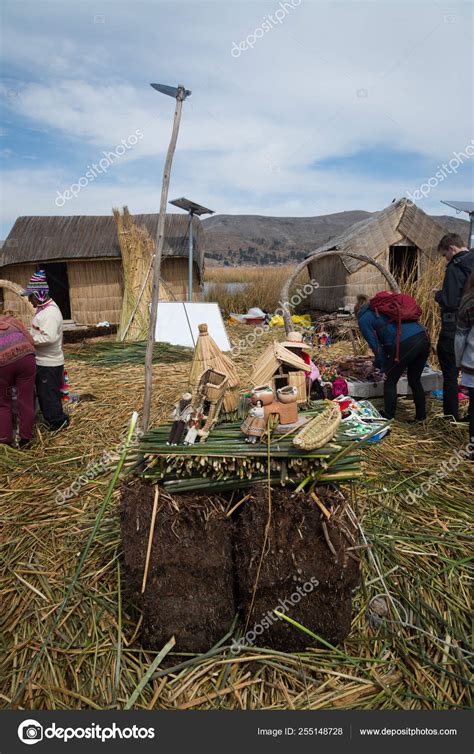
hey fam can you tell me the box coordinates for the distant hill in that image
[202,211,470,266]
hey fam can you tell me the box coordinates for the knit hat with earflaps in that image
[22,270,50,303]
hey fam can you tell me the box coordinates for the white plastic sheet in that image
[155,302,231,351]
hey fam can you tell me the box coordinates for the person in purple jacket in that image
[354,294,430,421]
[0,314,36,446]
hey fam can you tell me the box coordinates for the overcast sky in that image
[0,0,473,237]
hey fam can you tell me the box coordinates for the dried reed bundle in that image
[114,207,175,342]
[67,340,193,367]
[139,409,362,492]
[189,324,240,411]
[114,207,155,341]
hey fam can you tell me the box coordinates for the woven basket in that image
[204,369,228,401]
[293,402,341,450]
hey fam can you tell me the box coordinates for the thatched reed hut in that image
[306,199,447,312]
[0,214,204,325]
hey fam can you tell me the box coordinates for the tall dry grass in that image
[404,257,446,349]
[204,265,308,315]
[203,259,448,349]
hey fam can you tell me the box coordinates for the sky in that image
[0,0,473,238]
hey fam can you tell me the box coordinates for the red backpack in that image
[369,291,422,361]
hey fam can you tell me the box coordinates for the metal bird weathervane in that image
[142,82,192,431]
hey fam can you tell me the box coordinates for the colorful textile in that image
[0,316,35,367]
[23,269,50,303]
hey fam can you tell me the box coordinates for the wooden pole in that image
[141,485,159,593]
[142,87,186,431]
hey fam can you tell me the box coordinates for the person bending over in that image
[354,294,430,421]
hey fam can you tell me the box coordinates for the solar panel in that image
[169,197,214,216]
[441,200,474,214]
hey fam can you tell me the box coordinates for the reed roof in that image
[306,199,447,273]
[0,214,204,269]
[252,341,311,386]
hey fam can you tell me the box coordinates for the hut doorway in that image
[42,263,72,320]
[389,244,418,285]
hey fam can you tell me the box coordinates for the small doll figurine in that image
[183,411,202,445]
[240,399,266,444]
[167,392,193,445]
[317,330,329,348]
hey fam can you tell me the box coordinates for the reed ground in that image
[1,308,472,710]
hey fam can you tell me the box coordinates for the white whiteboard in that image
[155,302,231,351]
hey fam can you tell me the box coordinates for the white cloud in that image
[0,0,472,234]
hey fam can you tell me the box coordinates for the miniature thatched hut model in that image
[0,213,205,326]
[306,199,447,312]
[190,324,240,412]
[251,342,310,403]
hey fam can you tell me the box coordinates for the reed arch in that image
[280,251,400,333]
[0,278,35,324]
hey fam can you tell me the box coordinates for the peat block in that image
[234,485,360,650]
[120,479,235,653]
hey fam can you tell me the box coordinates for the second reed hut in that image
[306,199,447,312]
[0,214,205,325]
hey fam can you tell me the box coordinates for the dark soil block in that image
[234,485,360,651]
[120,479,235,653]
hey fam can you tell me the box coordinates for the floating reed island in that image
[1,312,472,710]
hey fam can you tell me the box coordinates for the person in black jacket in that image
[435,234,474,420]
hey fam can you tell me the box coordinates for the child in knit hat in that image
[22,270,69,431]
